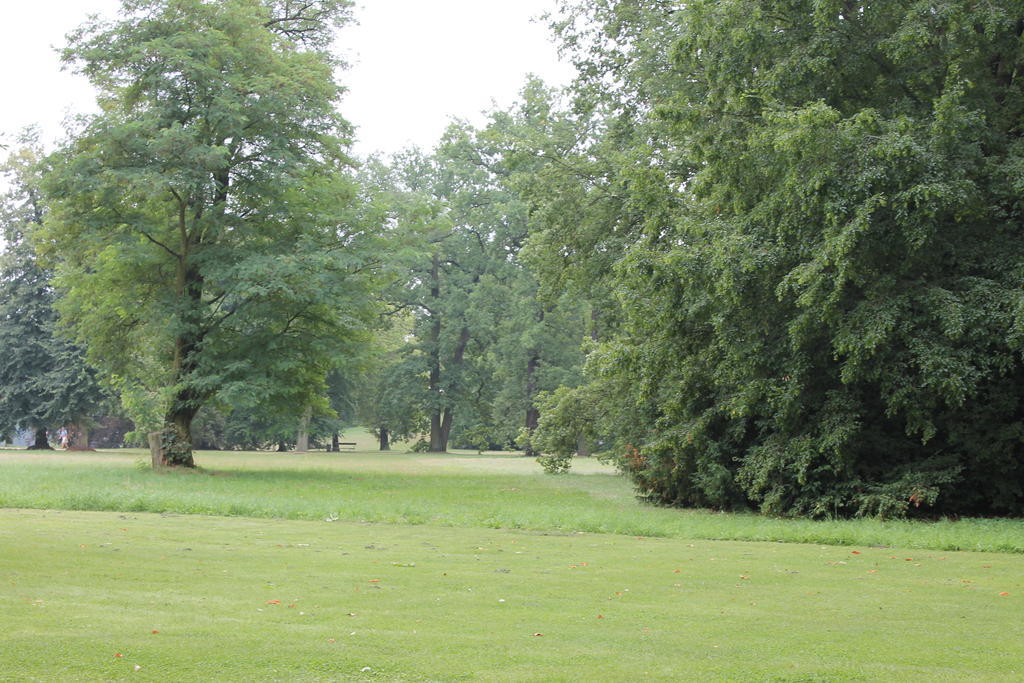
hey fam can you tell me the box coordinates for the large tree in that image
[40,0,380,466]
[535,0,1024,517]
[0,137,107,449]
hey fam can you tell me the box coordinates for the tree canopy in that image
[39,0,379,465]
[526,0,1024,517]
[0,135,107,449]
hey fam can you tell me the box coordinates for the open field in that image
[1,447,1022,553]
[2,508,1022,681]
[2,447,1023,680]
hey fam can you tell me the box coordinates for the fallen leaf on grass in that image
[368,579,380,583]
[999,592,1010,596]
[596,614,604,619]
[266,600,281,605]
[151,630,159,634]
[533,633,544,637]
[114,653,123,659]
[851,551,861,555]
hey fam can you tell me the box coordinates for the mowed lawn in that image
[1,445,1023,680]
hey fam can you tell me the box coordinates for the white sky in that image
[0,0,574,158]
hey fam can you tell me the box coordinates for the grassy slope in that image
[1,448,1022,553]
[1,508,1022,681]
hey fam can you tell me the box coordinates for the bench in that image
[337,442,357,451]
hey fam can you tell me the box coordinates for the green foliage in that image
[355,311,426,448]
[527,0,1024,517]
[374,122,583,453]
[40,0,379,463]
[0,135,108,441]
[530,385,599,474]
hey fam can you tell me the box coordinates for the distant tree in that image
[355,313,425,451]
[0,135,107,449]
[41,0,381,466]
[376,142,508,453]
[371,109,590,454]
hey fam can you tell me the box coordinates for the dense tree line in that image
[3,0,1022,519]
[522,0,1024,518]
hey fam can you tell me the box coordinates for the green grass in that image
[1,447,1023,553]
[2,508,1022,681]
[2,446,1024,680]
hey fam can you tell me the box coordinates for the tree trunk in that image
[576,435,590,458]
[70,424,92,451]
[431,325,471,453]
[295,405,311,452]
[439,408,456,452]
[158,407,196,467]
[524,351,541,457]
[27,427,52,450]
[331,432,340,452]
[427,252,446,452]
[379,428,390,451]
[163,215,205,468]
[429,413,446,452]
[277,441,288,452]
[148,431,164,467]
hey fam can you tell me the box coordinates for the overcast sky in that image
[0,0,574,158]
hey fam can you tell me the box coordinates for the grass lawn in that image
[1,444,1023,680]
[3,509,1022,681]
[1,446,1022,553]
